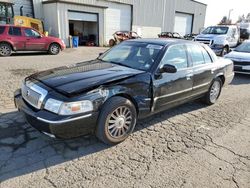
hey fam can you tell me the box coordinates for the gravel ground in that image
[0,48,250,188]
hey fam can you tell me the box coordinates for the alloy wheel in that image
[107,106,133,138]
[210,81,221,103]
[0,45,11,56]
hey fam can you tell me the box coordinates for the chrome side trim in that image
[154,88,193,100]
[37,114,92,124]
[193,82,211,90]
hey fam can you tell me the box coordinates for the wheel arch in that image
[0,41,14,51]
[215,73,225,86]
[48,42,61,50]
[112,93,139,115]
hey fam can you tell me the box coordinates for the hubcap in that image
[210,81,221,103]
[51,45,59,54]
[107,106,132,138]
[0,46,10,55]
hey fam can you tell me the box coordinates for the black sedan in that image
[14,39,234,144]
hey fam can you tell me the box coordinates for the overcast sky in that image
[196,0,250,26]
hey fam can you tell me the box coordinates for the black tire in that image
[0,43,12,57]
[109,39,116,47]
[220,46,229,57]
[203,78,222,105]
[48,43,61,55]
[96,96,137,145]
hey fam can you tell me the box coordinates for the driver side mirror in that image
[159,64,177,74]
[37,35,42,38]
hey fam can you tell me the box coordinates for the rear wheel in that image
[96,96,137,145]
[48,43,60,55]
[203,78,222,105]
[0,43,12,57]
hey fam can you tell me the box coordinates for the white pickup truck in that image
[194,25,240,56]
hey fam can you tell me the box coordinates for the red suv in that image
[0,25,66,56]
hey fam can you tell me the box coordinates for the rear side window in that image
[201,47,212,63]
[187,44,205,66]
[0,26,5,34]
[8,27,22,36]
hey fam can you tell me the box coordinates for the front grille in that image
[233,61,250,66]
[21,81,48,109]
[195,39,212,45]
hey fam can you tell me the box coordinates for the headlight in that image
[59,101,93,115]
[44,99,93,115]
[44,98,63,114]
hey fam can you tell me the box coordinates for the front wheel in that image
[0,43,12,57]
[48,43,60,55]
[96,96,137,145]
[203,78,222,105]
[220,46,229,57]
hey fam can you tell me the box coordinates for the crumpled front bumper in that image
[14,89,98,139]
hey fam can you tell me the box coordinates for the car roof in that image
[0,24,33,29]
[127,38,196,46]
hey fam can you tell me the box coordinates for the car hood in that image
[225,51,250,61]
[29,60,145,96]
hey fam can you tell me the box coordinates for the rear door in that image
[7,26,25,50]
[23,28,47,50]
[187,44,214,96]
[153,44,193,112]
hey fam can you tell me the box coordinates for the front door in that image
[153,44,193,112]
[23,28,47,50]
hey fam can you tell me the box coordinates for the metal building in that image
[13,0,34,17]
[31,0,207,46]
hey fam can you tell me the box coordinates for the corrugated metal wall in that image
[35,0,206,45]
[13,0,33,17]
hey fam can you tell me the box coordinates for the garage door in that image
[68,11,98,22]
[105,3,132,44]
[174,12,193,36]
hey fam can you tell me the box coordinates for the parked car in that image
[14,39,234,145]
[194,25,240,56]
[225,40,250,74]
[184,33,198,40]
[239,22,250,40]
[0,25,66,56]
[109,31,140,46]
[158,32,182,39]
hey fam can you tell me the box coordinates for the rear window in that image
[8,27,22,36]
[0,26,5,34]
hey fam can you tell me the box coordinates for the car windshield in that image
[234,42,250,53]
[99,42,163,71]
[202,26,229,35]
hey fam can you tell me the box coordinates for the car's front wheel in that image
[96,96,137,145]
[0,43,12,57]
[203,78,222,105]
[220,46,229,57]
[48,43,61,55]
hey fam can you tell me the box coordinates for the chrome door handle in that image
[186,74,193,80]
